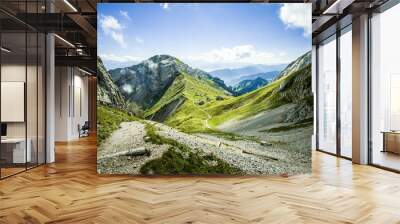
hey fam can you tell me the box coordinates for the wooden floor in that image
[372,150,400,171]
[1,135,400,223]
[0,167,26,178]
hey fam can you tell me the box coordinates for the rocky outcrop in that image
[274,51,311,81]
[270,51,313,123]
[97,57,126,108]
[109,55,232,109]
[279,65,313,123]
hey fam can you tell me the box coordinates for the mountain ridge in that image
[109,55,232,109]
[100,51,311,133]
[145,72,231,132]
[208,59,312,128]
[145,51,312,133]
[274,51,311,81]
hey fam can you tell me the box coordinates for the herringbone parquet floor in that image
[1,135,400,223]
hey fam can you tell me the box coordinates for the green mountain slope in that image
[144,51,312,133]
[207,64,312,127]
[203,50,312,129]
[145,72,231,132]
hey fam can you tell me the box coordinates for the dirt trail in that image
[147,121,309,175]
[97,121,169,174]
[98,119,310,175]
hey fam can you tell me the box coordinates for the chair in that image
[79,121,90,138]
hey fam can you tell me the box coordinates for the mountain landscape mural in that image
[97,3,312,175]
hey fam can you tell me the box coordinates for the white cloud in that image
[120,10,131,21]
[110,32,125,47]
[99,54,140,63]
[160,3,169,10]
[135,37,144,44]
[279,3,311,36]
[183,45,291,71]
[99,15,126,47]
[122,84,133,94]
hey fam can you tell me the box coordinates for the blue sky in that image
[98,3,311,71]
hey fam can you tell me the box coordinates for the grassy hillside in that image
[145,64,311,133]
[97,105,137,145]
[145,73,231,132]
[206,64,312,126]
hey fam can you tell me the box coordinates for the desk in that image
[1,138,31,163]
[382,131,400,154]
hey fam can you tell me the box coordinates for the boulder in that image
[216,96,224,101]
[102,147,151,159]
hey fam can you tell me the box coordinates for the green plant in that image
[140,146,242,175]
[141,123,242,175]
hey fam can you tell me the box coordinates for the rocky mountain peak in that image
[148,54,178,62]
[108,55,232,109]
[274,51,311,80]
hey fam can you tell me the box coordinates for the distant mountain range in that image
[209,64,286,86]
[231,71,279,86]
[232,77,268,96]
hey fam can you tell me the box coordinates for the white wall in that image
[73,73,89,137]
[55,67,89,141]
[1,63,46,164]
[55,66,69,141]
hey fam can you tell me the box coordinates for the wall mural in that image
[97,3,313,175]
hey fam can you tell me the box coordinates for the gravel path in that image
[147,121,309,175]
[97,121,169,174]
[98,120,310,175]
